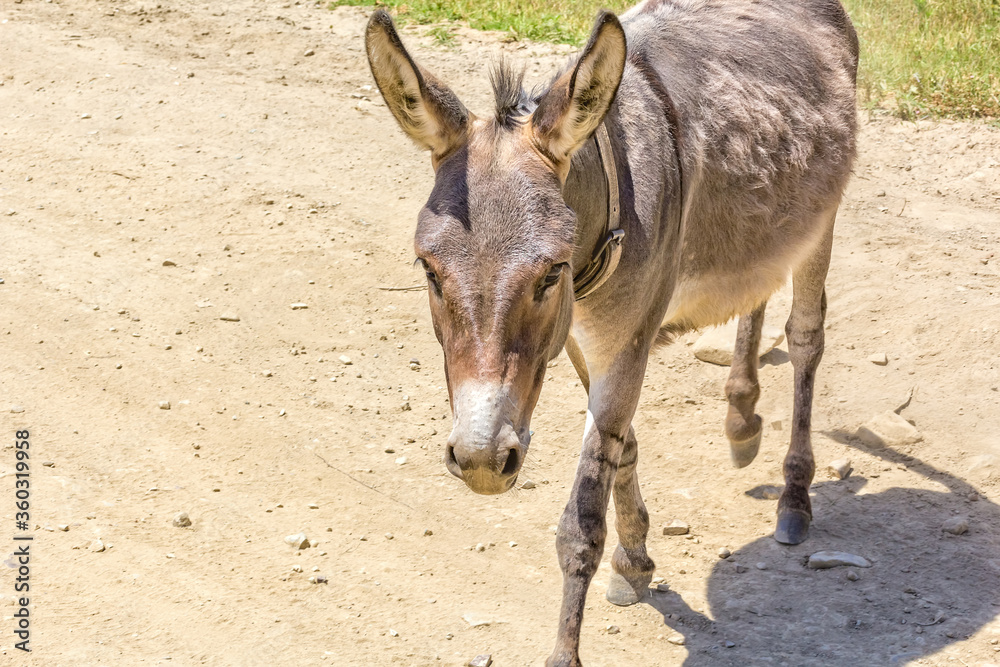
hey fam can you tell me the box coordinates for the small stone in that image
[846,569,860,581]
[807,551,871,569]
[388,629,398,637]
[158,401,171,410]
[395,456,407,465]
[520,479,536,489]
[41,461,55,467]
[662,520,690,536]
[868,352,888,366]
[755,562,767,570]
[384,447,395,453]
[423,529,433,536]
[827,458,853,480]
[475,543,486,552]
[733,563,748,573]
[718,547,731,559]
[667,634,686,645]
[655,583,670,592]
[942,517,968,535]
[401,401,411,411]
[606,625,620,635]
[90,539,106,553]
[284,532,310,549]
[338,355,353,365]
[725,640,736,648]
[304,48,316,57]
[219,313,241,322]
[172,512,192,527]
[468,655,493,667]
[693,322,784,366]
[58,524,69,531]
[308,503,319,509]
[314,574,328,584]
[10,405,25,414]
[856,411,922,448]
[290,303,308,310]
[385,533,394,540]
[875,189,886,197]
[162,259,177,267]
[263,370,273,377]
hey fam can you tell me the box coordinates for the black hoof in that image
[774,511,811,545]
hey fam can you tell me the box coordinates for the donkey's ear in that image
[531,12,626,166]
[365,10,470,163]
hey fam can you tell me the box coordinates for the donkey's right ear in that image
[365,10,470,164]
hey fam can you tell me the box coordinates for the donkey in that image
[366,0,858,662]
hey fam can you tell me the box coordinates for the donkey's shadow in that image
[641,440,1000,666]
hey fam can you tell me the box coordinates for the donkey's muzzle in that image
[445,422,526,495]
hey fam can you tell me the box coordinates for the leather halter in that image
[572,122,624,301]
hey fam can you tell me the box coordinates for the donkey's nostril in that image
[446,445,458,466]
[502,447,520,476]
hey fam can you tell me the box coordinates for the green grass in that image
[844,0,1000,118]
[334,0,1000,118]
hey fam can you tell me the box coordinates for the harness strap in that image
[572,122,624,301]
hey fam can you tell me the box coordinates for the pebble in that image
[807,550,871,569]
[172,512,192,527]
[846,569,860,581]
[162,259,177,267]
[856,411,922,448]
[388,629,398,637]
[755,562,767,570]
[655,583,670,592]
[385,533,393,540]
[468,655,493,667]
[725,640,736,648]
[520,479,536,489]
[90,539,106,553]
[606,625,620,634]
[667,634,686,646]
[158,401,171,410]
[42,461,55,467]
[338,355,353,365]
[304,48,316,57]
[942,517,969,535]
[290,303,308,310]
[395,456,407,465]
[219,313,241,322]
[662,520,690,536]
[423,529,433,536]
[868,352,889,365]
[827,458,853,480]
[10,405,25,414]
[308,503,319,509]
[263,370,273,377]
[475,543,485,552]
[692,322,785,366]
[284,532,310,549]
[58,524,69,531]
[718,547,731,559]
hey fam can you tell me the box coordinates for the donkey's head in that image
[366,10,626,494]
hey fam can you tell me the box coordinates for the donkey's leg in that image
[775,218,835,545]
[547,352,647,667]
[606,425,656,606]
[725,303,766,468]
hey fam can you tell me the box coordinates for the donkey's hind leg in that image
[775,216,835,545]
[725,303,767,468]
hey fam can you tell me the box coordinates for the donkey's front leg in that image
[606,426,656,606]
[547,362,646,667]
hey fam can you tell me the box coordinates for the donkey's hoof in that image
[606,570,649,606]
[729,428,761,469]
[774,510,811,545]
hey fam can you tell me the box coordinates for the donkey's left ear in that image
[531,12,627,167]
[366,9,470,164]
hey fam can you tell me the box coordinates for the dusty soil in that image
[2,1,1000,665]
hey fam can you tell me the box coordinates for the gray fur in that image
[365,1,858,663]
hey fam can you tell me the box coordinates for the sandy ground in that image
[2,1,1000,665]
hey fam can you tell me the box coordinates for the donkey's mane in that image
[489,58,534,129]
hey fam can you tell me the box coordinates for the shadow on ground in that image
[642,440,1000,666]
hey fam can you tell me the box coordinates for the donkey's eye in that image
[416,259,441,295]
[543,263,567,288]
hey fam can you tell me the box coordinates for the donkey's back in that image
[623,0,859,329]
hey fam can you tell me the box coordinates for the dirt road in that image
[2,1,999,665]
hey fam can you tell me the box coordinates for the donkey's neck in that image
[564,133,612,277]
